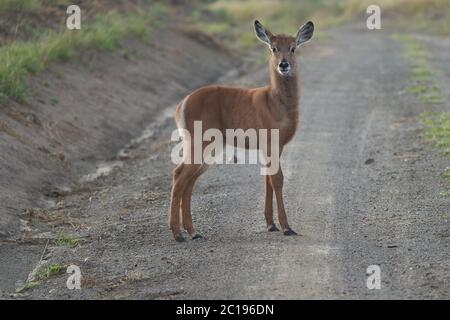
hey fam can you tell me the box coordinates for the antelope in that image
[168,20,314,242]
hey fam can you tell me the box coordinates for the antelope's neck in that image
[269,66,299,112]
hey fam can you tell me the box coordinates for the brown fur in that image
[168,21,313,241]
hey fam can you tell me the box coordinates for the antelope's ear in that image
[295,21,314,47]
[254,20,273,46]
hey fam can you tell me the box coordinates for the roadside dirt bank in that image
[0,22,241,294]
[0,25,237,240]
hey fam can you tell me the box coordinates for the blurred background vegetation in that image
[1,0,449,101]
[191,0,450,49]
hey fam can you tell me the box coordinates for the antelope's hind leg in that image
[168,163,203,242]
[181,164,208,240]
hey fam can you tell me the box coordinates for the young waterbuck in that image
[168,20,314,242]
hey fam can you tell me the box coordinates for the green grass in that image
[16,280,41,293]
[0,0,78,12]
[421,112,450,155]
[0,4,167,102]
[16,262,66,293]
[392,34,444,105]
[0,0,41,12]
[35,263,65,280]
[440,190,450,197]
[393,34,450,196]
[54,230,82,247]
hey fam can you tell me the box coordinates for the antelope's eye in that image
[272,47,278,53]
[290,47,295,53]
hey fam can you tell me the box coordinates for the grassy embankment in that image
[0,1,168,103]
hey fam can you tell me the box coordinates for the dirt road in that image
[3,24,449,299]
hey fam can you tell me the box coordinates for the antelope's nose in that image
[279,61,290,70]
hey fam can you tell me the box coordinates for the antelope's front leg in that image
[264,174,279,232]
[269,167,297,236]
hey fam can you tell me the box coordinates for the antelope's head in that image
[254,20,314,76]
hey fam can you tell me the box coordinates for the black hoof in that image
[174,234,186,242]
[267,224,279,232]
[192,233,203,240]
[283,228,298,236]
